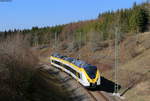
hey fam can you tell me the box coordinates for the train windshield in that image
[84,65,97,79]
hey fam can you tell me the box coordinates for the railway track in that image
[39,63,110,101]
[95,91,109,101]
[85,89,109,101]
[87,91,98,101]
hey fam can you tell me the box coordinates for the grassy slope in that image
[101,32,150,101]
[121,49,150,101]
[118,33,150,101]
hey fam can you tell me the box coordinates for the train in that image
[50,53,101,88]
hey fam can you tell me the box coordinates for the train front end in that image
[82,65,101,89]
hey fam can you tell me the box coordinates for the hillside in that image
[37,31,150,101]
[104,32,150,101]
[120,47,150,101]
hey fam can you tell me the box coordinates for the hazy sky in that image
[0,0,145,31]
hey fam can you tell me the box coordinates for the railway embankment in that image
[39,63,96,101]
[39,56,121,101]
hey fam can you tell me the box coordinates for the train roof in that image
[51,53,97,69]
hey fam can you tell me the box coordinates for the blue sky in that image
[0,0,145,31]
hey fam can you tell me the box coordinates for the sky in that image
[0,0,145,31]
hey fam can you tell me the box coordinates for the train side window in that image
[52,60,55,63]
[63,64,76,76]
[52,60,78,78]
[52,60,62,66]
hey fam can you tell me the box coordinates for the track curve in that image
[39,63,111,101]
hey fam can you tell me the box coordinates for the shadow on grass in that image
[95,76,121,93]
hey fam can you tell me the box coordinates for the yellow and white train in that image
[50,53,101,88]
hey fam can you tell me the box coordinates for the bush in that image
[0,35,38,101]
[0,35,71,101]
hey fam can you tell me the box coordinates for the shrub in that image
[0,35,38,101]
